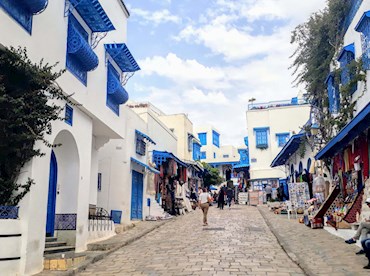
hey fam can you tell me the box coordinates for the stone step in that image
[45,241,67,248]
[45,237,57,242]
[43,252,86,271]
[44,246,75,255]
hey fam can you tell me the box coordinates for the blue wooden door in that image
[131,171,143,220]
[46,151,58,237]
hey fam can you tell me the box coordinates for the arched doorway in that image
[45,130,80,241]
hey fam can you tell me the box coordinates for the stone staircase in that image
[147,195,166,217]
[43,237,86,271]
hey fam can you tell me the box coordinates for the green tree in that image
[0,46,71,206]
[290,0,364,145]
[201,162,224,187]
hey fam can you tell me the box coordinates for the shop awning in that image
[69,0,115,32]
[152,150,188,167]
[130,157,160,174]
[233,163,249,169]
[208,161,238,166]
[104,44,140,72]
[135,130,156,145]
[271,133,305,167]
[315,102,370,160]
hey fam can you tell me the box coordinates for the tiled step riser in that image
[45,237,57,242]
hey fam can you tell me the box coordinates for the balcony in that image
[248,98,308,110]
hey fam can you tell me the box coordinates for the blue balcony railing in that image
[248,98,308,110]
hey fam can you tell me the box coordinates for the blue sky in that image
[124,0,327,146]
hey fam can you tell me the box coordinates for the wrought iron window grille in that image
[0,206,19,219]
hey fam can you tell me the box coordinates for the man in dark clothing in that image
[265,185,272,202]
[218,186,225,209]
[226,188,233,208]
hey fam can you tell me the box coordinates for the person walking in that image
[226,187,233,209]
[218,186,225,209]
[265,184,272,202]
[199,187,211,226]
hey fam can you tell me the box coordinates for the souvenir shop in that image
[311,103,370,229]
[152,150,188,215]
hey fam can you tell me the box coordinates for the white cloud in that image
[128,0,327,145]
[130,8,181,26]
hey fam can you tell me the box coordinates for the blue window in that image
[136,136,146,156]
[307,158,312,171]
[0,0,47,34]
[193,142,201,161]
[106,62,129,115]
[254,127,269,149]
[299,162,303,174]
[200,151,206,159]
[326,73,340,113]
[213,152,216,158]
[238,149,249,166]
[65,104,73,126]
[97,173,102,191]
[66,15,99,86]
[355,11,370,70]
[212,130,220,147]
[276,133,289,147]
[198,133,207,145]
[338,43,357,94]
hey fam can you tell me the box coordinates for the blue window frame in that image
[338,43,357,94]
[307,158,312,171]
[254,127,269,149]
[198,133,207,145]
[65,104,73,126]
[213,152,216,158]
[97,173,102,191]
[276,133,289,147]
[0,0,48,34]
[326,73,340,113]
[193,142,201,161]
[355,11,370,70]
[136,135,146,156]
[106,62,125,115]
[200,151,206,159]
[299,162,303,174]
[212,130,220,147]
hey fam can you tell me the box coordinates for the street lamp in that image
[310,123,319,136]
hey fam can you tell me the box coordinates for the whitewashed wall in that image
[247,104,311,180]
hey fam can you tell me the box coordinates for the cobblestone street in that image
[79,205,304,276]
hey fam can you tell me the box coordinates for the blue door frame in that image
[131,170,143,220]
[46,151,58,237]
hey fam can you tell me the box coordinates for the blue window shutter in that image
[198,133,207,145]
[200,151,206,159]
[212,130,220,147]
[276,133,289,147]
[326,74,340,113]
[254,127,269,149]
[0,0,33,33]
[65,104,73,126]
[338,44,357,94]
[192,143,201,160]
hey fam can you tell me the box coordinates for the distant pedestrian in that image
[199,187,212,226]
[226,188,233,209]
[265,185,272,202]
[218,186,225,209]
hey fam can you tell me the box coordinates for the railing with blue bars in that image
[248,98,308,110]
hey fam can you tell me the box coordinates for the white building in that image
[246,98,311,190]
[193,125,243,181]
[0,1,141,274]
